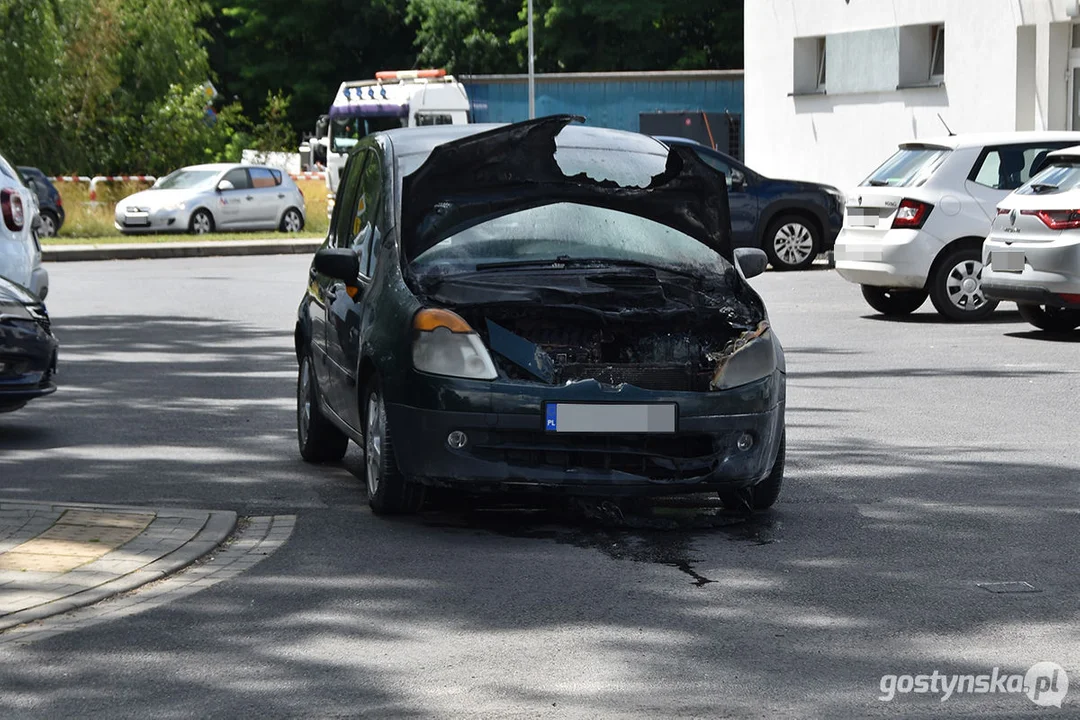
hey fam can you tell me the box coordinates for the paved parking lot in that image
[0,255,1077,717]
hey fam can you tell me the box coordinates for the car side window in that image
[349,150,385,278]
[695,150,742,189]
[222,168,251,190]
[971,145,1063,191]
[249,168,277,189]
[333,151,368,252]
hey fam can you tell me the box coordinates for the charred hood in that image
[400,115,733,262]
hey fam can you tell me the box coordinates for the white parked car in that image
[834,132,1080,321]
[115,163,306,235]
[983,145,1080,332]
[0,150,47,299]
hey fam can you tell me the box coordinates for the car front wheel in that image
[928,247,999,321]
[280,208,304,233]
[364,381,423,515]
[764,215,819,271]
[861,286,928,316]
[1017,303,1080,332]
[297,353,349,463]
[189,209,214,235]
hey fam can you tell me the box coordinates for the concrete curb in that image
[42,238,322,262]
[0,500,237,631]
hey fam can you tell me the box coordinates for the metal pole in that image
[527,0,535,119]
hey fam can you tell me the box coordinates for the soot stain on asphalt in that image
[420,494,779,587]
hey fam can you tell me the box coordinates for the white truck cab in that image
[315,69,470,211]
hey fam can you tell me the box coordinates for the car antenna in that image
[937,113,955,137]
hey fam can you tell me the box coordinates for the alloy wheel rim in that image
[774,223,814,265]
[298,358,312,445]
[366,393,383,498]
[193,213,211,234]
[41,216,56,237]
[285,211,301,232]
[945,259,987,311]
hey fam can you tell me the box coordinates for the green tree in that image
[406,0,520,73]
[206,0,416,132]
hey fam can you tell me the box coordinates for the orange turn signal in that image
[413,308,473,333]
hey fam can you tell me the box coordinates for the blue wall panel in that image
[463,74,744,134]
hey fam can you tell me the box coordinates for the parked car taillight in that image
[891,199,933,229]
[0,189,24,231]
[1021,209,1080,230]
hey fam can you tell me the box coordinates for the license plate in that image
[992,250,1025,272]
[124,214,149,227]
[846,208,878,227]
[544,403,677,433]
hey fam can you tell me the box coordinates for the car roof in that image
[383,122,669,161]
[175,163,283,172]
[900,131,1080,150]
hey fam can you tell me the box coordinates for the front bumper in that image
[115,208,185,234]
[0,320,58,409]
[834,227,940,288]
[385,374,785,495]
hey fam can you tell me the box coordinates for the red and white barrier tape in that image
[50,176,92,183]
[290,172,326,180]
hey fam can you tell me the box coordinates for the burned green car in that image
[295,116,786,514]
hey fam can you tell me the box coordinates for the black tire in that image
[188,209,215,235]
[38,210,59,238]
[763,215,820,271]
[364,380,423,515]
[719,433,785,512]
[297,353,349,463]
[861,286,928,316]
[280,207,304,233]
[1017,303,1080,332]
[928,246,999,321]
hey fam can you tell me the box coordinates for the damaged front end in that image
[389,115,784,493]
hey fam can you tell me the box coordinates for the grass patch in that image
[54,177,330,239]
[42,231,323,246]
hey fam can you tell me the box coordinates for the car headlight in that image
[162,202,186,212]
[412,308,498,380]
[708,322,778,390]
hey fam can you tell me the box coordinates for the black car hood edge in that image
[400,115,733,262]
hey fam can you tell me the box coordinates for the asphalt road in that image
[1,255,1078,718]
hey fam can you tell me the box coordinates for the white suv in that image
[983,145,1080,332]
[834,133,1080,321]
[0,150,47,298]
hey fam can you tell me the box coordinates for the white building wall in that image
[745,0,1076,190]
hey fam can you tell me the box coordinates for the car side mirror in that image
[734,247,768,279]
[730,169,746,191]
[314,247,360,282]
[216,180,235,192]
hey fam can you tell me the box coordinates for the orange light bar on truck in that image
[376,69,447,81]
[413,308,473,333]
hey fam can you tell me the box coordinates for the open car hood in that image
[400,115,733,262]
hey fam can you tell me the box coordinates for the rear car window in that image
[970,146,1061,191]
[1015,161,1080,195]
[249,167,278,189]
[861,147,950,188]
[270,169,283,185]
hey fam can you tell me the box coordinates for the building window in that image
[929,25,945,81]
[793,36,827,94]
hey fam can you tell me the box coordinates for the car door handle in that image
[246,195,254,201]
[278,193,285,199]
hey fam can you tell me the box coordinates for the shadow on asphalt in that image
[1004,329,1080,343]
[860,309,1025,325]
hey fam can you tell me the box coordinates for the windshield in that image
[1016,161,1080,195]
[331,117,402,153]
[156,170,219,190]
[411,202,731,276]
[861,147,950,188]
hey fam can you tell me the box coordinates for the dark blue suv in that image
[657,137,844,271]
[16,167,65,237]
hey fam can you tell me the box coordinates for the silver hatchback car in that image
[115,163,306,235]
[983,146,1080,332]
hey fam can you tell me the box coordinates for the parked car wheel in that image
[189,209,215,235]
[928,247,999,321]
[296,353,349,463]
[719,433,785,511]
[1016,303,1080,332]
[280,208,304,233]
[364,380,423,515]
[861,286,928,316]
[764,215,819,271]
[38,210,59,238]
